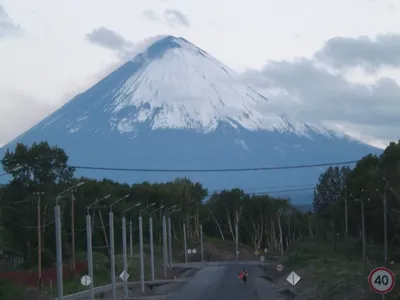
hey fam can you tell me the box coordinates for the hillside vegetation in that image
[0,140,400,299]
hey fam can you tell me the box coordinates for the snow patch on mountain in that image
[56,35,327,137]
[26,35,334,142]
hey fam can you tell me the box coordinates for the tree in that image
[1,142,75,186]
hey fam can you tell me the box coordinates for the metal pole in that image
[54,205,63,300]
[235,222,239,261]
[122,217,128,298]
[183,222,188,263]
[168,217,173,268]
[344,190,348,238]
[129,219,133,257]
[71,193,76,277]
[37,194,42,290]
[138,216,145,293]
[383,188,388,266]
[86,214,94,300]
[162,216,168,278]
[149,216,155,280]
[361,201,366,267]
[109,211,117,300]
[200,224,204,262]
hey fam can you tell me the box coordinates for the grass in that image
[0,278,25,300]
[280,237,400,300]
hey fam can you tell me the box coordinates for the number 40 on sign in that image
[368,267,395,295]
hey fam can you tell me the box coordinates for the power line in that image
[67,160,358,173]
[250,187,315,195]
[1,214,55,229]
[0,199,32,207]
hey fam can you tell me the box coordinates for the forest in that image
[0,140,399,271]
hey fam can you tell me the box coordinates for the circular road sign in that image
[80,275,91,287]
[254,250,259,256]
[368,267,395,294]
[187,249,192,254]
[260,255,265,262]
[192,249,197,254]
[264,248,268,253]
[277,264,283,272]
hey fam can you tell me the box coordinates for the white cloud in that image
[163,9,190,28]
[242,33,400,148]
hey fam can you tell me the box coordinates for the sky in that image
[0,0,399,149]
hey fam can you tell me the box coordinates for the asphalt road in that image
[164,264,270,300]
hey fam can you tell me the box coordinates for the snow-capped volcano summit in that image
[110,35,270,133]
[49,35,325,136]
[0,35,380,203]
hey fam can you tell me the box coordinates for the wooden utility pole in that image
[71,192,76,277]
[34,192,44,290]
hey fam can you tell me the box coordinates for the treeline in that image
[312,140,400,258]
[0,142,308,269]
[1,140,399,269]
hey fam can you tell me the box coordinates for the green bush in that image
[0,278,23,299]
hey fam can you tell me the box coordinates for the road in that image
[164,263,282,300]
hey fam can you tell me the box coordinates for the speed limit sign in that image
[368,267,395,294]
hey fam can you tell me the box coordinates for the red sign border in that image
[368,267,395,294]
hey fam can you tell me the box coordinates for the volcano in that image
[0,36,380,203]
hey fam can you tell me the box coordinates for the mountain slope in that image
[0,36,381,203]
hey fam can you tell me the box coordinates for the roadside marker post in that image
[80,275,91,287]
[286,271,301,286]
[368,267,395,295]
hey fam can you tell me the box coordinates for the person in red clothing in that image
[238,269,248,283]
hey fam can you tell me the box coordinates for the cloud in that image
[85,26,134,58]
[314,34,400,72]
[0,89,57,146]
[142,10,159,21]
[0,5,23,40]
[163,9,190,27]
[142,9,190,28]
[243,33,400,146]
[83,30,167,91]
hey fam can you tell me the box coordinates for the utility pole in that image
[235,222,238,260]
[344,189,348,238]
[162,215,168,278]
[200,224,204,262]
[383,185,388,300]
[138,215,145,293]
[109,210,116,300]
[122,216,128,297]
[183,222,188,263]
[168,217,173,268]
[383,185,388,267]
[71,192,76,277]
[361,198,366,267]
[149,216,155,280]
[86,210,94,300]
[34,192,44,290]
[129,219,133,257]
[54,203,63,300]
